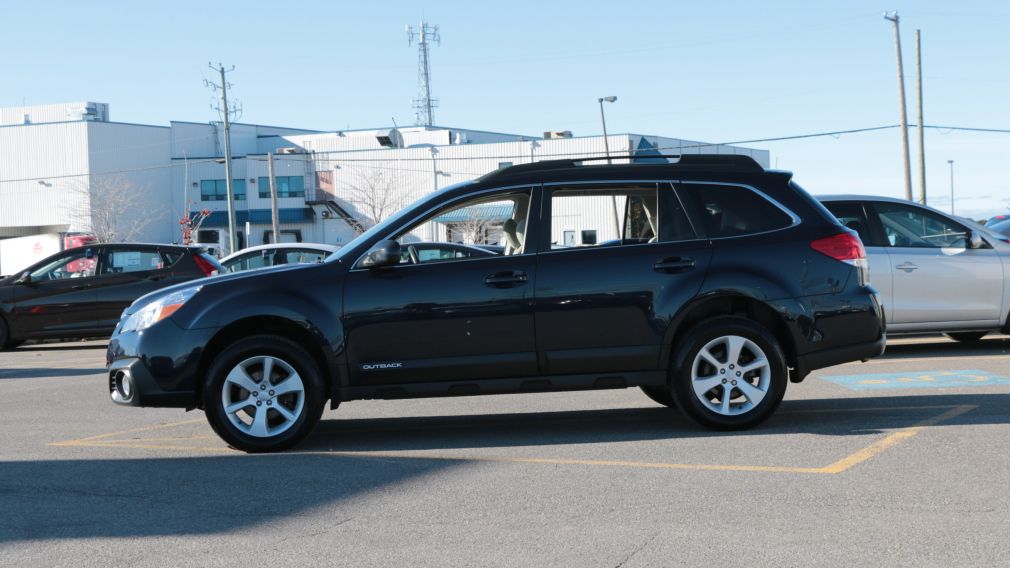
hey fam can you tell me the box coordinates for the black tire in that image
[640,385,677,408]
[944,331,987,343]
[669,316,788,430]
[0,317,12,351]
[203,335,326,453]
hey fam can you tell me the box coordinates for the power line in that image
[3,123,1010,184]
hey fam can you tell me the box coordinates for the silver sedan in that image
[819,195,1010,341]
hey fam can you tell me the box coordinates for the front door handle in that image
[484,271,528,288]
[71,283,90,290]
[896,262,918,273]
[653,257,696,273]
[146,274,168,282]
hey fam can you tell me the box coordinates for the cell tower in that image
[406,20,440,126]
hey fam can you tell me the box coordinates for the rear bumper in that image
[776,286,886,382]
[793,331,886,381]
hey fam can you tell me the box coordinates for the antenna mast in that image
[406,21,440,126]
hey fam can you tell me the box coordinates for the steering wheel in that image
[407,245,420,265]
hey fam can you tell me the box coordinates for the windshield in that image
[326,181,474,262]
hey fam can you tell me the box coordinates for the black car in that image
[0,243,221,349]
[108,155,885,452]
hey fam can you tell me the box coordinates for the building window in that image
[258,176,305,198]
[200,179,246,201]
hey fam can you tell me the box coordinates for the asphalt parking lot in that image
[2,337,1010,567]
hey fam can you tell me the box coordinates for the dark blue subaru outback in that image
[108,155,885,452]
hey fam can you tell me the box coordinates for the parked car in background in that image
[0,244,221,349]
[985,214,1009,226]
[986,218,1010,238]
[221,243,339,273]
[819,195,1010,342]
[108,155,884,452]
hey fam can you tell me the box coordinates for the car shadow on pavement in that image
[299,392,1009,453]
[882,336,1010,359]
[0,453,458,542]
[0,367,105,380]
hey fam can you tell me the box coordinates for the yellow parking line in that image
[49,404,976,474]
[817,404,976,474]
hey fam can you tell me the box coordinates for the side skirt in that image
[337,370,667,402]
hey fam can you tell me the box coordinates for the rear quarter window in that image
[679,183,794,238]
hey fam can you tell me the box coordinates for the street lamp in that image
[597,96,618,164]
[598,96,619,235]
[947,160,955,215]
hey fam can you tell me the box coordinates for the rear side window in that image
[102,250,164,274]
[679,183,793,238]
[161,251,182,267]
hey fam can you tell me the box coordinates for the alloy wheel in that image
[221,355,305,438]
[690,335,771,416]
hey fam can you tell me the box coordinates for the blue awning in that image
[432,204,513,224]
[192,208,314,227]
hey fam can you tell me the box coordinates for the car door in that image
[91,246,176,331]
[534,182,712,375]
[8,248,99,337]
[342,186,540,385]
[870,201,1004,328]
[821,200,894,324]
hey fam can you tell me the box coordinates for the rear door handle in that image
[484,271,528,288]
[896,262,918,272]
[146,274,168,282]
[653,257,696,273]
[71,284,90,290]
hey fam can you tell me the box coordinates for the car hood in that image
[123,261,335,316]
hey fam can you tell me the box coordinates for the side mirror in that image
[14,271,31,285]
[359,240,402,269]
[968,230,985,249]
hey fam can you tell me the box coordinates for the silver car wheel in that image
[221,355,305,438]
[690,335,771,416]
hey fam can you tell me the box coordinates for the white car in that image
[819,195,1010,341]
[220,243,340,273]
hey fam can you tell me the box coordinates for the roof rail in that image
[480,153,763,180]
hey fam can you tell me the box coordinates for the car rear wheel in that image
[203,335,326,453]
[944,331,987,343]
[670,316,787,430]
[640,386,676,408]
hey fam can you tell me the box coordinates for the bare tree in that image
[65,175,149,243]
[451,206,495,245]
[338,169,407,228]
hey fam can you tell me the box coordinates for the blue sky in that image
[4,0,1009,218]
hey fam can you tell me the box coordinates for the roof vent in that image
[544,130,573,139]
[376,128,403,148]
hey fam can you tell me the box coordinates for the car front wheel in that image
[203,335,326,453]
[670,316,787,430]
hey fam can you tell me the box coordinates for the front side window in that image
[258,176,305,198]
[200,179,246,201]
[679,183,792,238]
[876,203,969,248]
[387,189,533,263]
[30,250,97,281]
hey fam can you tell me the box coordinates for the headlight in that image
[120,287,201,334]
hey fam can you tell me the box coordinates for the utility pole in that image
[268,152,280,244]
[915,29,927,205]
[948,160,955,215]
[884,12,913,202]
[206,63,240,254]
[407,21,440,126]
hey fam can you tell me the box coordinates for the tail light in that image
[811,231,869,285]
[192,254,220,277]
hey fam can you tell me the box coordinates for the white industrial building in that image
[0,101,769,271]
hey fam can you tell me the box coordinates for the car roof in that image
[815,194,914,204]
[220,243,339,262]
[62,243,208,252]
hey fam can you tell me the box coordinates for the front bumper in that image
[107,319,218,408]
